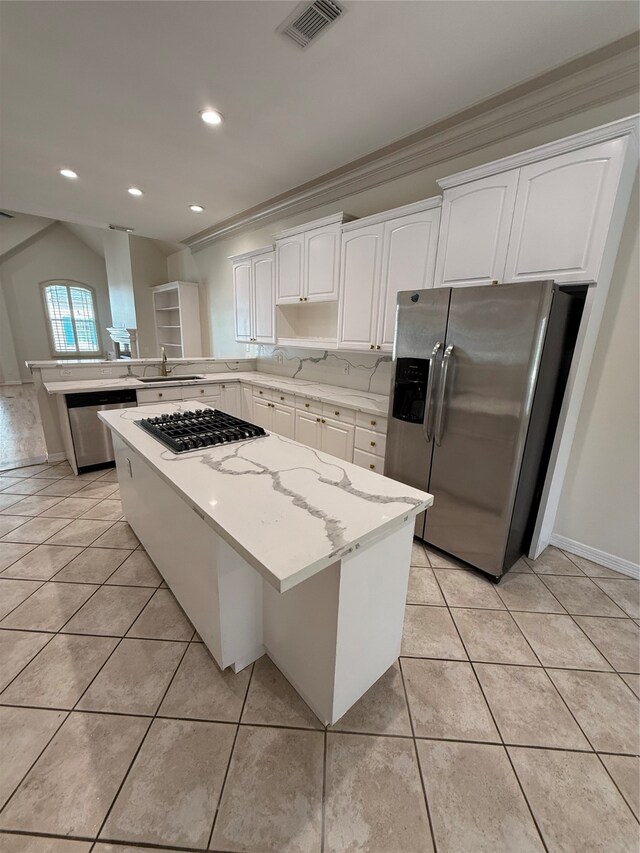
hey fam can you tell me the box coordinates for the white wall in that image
[128,235,168,357]
[0,279,21,383]
[0,213,55,258]
[554,178,639,565]
[181,92,639,566]
[0,222,112,381]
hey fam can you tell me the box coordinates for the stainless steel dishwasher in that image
[66,389,137,473]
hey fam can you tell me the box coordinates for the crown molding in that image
[438,114,639,189]
[341,195,442,232]
[185,32,640,252]
[273,212,356,241]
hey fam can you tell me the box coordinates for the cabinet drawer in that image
[137,386,183,404]
[355,427,386,457]
[272,390,296,408]
[353,448,384,473]
[295,395,322,416]
[355,411,388,433]
[322,403,355,424]
[182,384,221,401]
[253,386,273,402]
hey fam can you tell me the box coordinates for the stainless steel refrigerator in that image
[385,280,580,581]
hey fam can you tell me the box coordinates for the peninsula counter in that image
[99,400,432,724]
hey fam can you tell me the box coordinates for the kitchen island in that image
[99,400,432,725]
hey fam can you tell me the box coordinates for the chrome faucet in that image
[160,347,168,377]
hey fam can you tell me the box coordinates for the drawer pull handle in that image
[376,345,381,350]
[369,464,375,470]
[370,441,376,447]
[370,344,374,350]
[280,396,284,401]
[259,390,263,395]
[159,393,163,398]
[305,403,310,408]
[321,419,326,424]
[370,420,376,426]
[221,384,225,389]
[316,417,321,422]
[334,411,339,416]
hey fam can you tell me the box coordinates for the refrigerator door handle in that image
[422,341,442,442]
[435,344,454,447]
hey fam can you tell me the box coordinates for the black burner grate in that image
[138,409,266,453]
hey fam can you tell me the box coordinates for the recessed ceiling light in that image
[59,168,78,179]
[128,187,143,197]
[200,109,223,126]
[189,204,205,213]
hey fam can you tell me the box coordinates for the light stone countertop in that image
[43,371,390,417]
[99,401,431,592]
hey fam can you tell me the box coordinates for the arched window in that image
[41,281,101,355]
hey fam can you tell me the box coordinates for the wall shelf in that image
[152,281,202,358]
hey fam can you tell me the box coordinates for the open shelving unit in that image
[151,281,202,358]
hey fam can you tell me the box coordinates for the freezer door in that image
[385,288,450,535]
[425,281,554,575]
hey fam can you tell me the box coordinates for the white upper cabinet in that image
[305,224,341,301]
[233,261,252,342]
[275,213,352,305]
[503,138,627,284]
[338,199,441,352]
[376,207,441,350]
[337,224,384,351]
[434,171,518,288]
[231,247,275,344]
[436,125,633,289]
[274,234,304,304]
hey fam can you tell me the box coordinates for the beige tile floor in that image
[0,461,638,853]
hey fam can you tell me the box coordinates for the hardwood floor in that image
[0,384,47,471]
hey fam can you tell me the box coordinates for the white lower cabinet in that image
[321,416,354,462]
[218,384,241,417]
[294,409,322,450]
[353,448,383,473]
[272,403,296,439]
[252,398,272,431]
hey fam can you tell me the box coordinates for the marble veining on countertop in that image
[43,371,390,416]
[99,402,430,591]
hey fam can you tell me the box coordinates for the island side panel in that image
[332,522,413,722]
[263,521,414,725]
[113,434,263,670]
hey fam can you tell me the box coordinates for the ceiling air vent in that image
[280,0,344,48]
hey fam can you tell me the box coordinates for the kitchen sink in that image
[137,375,204,383]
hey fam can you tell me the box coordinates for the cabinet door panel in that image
[435,171,518,288]
[252,254,275,343]
[294,410,321,449]
[377,209,441,350]
[233,261,252,341]
[276,236,304,304]
[305,224,340,302]
[272,404,296,440]
[252,398,272,431]
[504,138,627,284]
[219,384,240,417]
[338,225,383,351]
[321,417,355,462]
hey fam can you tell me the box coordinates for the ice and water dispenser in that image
[391,358,431,424]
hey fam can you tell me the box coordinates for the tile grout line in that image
[320,727,328,853]
[206,661,256,850]
[92,628,197,846]
[431,568,551,853]
[397,655,439,853]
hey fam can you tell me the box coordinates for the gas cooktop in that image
[138,409,267,453]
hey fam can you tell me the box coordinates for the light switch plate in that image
[100,368,112,375]
[60,369,72,377]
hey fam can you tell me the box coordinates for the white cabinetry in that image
[274,213,353,305]
[434,173,518,288]
[436,134,630,287]
[151,282,202,358]
[503,138,627,284]
[338,199,441,352]
[218,383,241,417]
[252,387,295,438]
[231,247,275,344]
[294,406,355,462]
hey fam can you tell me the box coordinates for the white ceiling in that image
[1,1,638,243]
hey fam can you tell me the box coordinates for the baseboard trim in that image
[550,533,640,580]
[0,380,23,386]
[46,452,67,464]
